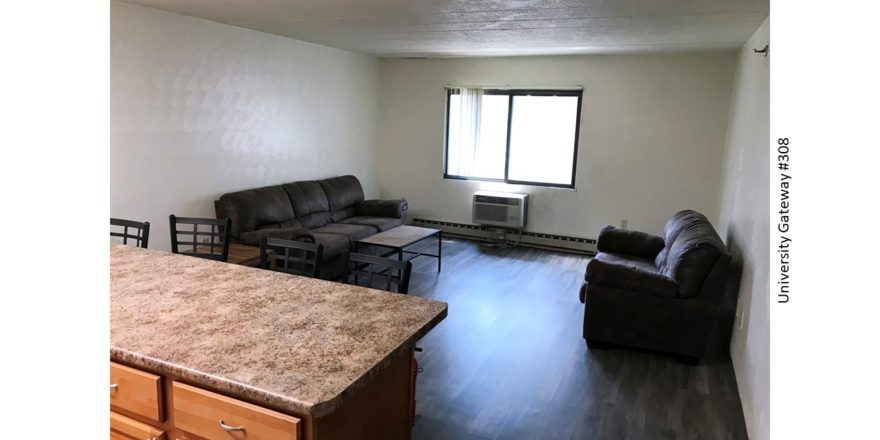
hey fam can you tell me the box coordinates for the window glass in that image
[445,89,581,188]
[507,95,579,185]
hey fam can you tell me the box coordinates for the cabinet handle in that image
[219,420,246,432]
[109,383,118,390]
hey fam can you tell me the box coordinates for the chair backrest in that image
[110,218,150,248]
[169,215,231,262]
[260,237,323,278]
[342,251,412,294]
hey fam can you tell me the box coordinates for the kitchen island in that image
[110,243,447,440]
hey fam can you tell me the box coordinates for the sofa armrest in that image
[596,225,665,259]
[586,258,679,299]
[238,227,315,247]
[355,198,408,219]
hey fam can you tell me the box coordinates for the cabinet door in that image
[172,381,301,440]
[110,411,166,440]
[110,362,163,422]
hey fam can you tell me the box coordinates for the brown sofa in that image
[214,175,407,278]
[580,210,731,363]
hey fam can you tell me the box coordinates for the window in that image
[444,88,582,188]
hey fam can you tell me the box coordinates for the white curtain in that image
[448,88,482,177]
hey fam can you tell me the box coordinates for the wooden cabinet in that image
[110,362,163,422]
[110,362,300,440]
[110,352,414,440]
[173,382,300,440]
[110,411,166,440]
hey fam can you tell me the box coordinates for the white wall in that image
[111,1,381,250]
[376,53,736,238]
[717,18,770,440]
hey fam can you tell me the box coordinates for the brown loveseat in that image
[580,210,731,363]
[214,175,407,278]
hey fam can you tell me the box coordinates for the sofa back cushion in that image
[218,186,296,238]
[319,175,364,222]
[658,210,728,298]
[283,181,333,229]
[255,219,304,231]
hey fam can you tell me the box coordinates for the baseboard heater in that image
[411,218,597,255]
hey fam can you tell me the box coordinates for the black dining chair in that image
[260,237,324,278]
[169,215,232,262]
[110,218,150,248]
[342,251,412,294]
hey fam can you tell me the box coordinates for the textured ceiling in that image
[119,0,769,58]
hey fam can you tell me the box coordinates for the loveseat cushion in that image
[218,186,296,238]
[355,199,408,219]
[311,223,377,243]
[658,210,727,298]
[340,216,404,232]
[282,181,333,229]
[657,210,705,269]
[586,258,678,299]
[663,239,724,299]
[594,252,658,273]
[596,225,665,259]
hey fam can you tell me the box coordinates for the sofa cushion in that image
[330,206,356,223]
[238,227,315,247]
[310,233,351,261]
[355,199,408,219]
[218,186,296,238]
[254,219,303,231]
[282,181,332,229]
[283,181,330,216]
[311,223,377,243]
[319,175,365,212]
[298,212,333,229]
[340,216,403,232]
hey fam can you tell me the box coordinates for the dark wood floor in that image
[405,237,748,440]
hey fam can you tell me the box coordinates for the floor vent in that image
[412,218,596,255]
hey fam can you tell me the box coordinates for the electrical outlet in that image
[620,218,628,229]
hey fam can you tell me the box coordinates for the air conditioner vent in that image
[472,191,529,229]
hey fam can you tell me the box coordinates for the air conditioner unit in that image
[472,191,529,229]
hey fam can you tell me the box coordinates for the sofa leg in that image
[586,339,612,349]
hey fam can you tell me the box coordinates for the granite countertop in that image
[110,244,447,417]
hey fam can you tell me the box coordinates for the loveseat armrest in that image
[355,198,408,219]
[238,227,315,247]
[596,225,665,259]
[586,258,679,299]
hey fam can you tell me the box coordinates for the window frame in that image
[443,88,583,189]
